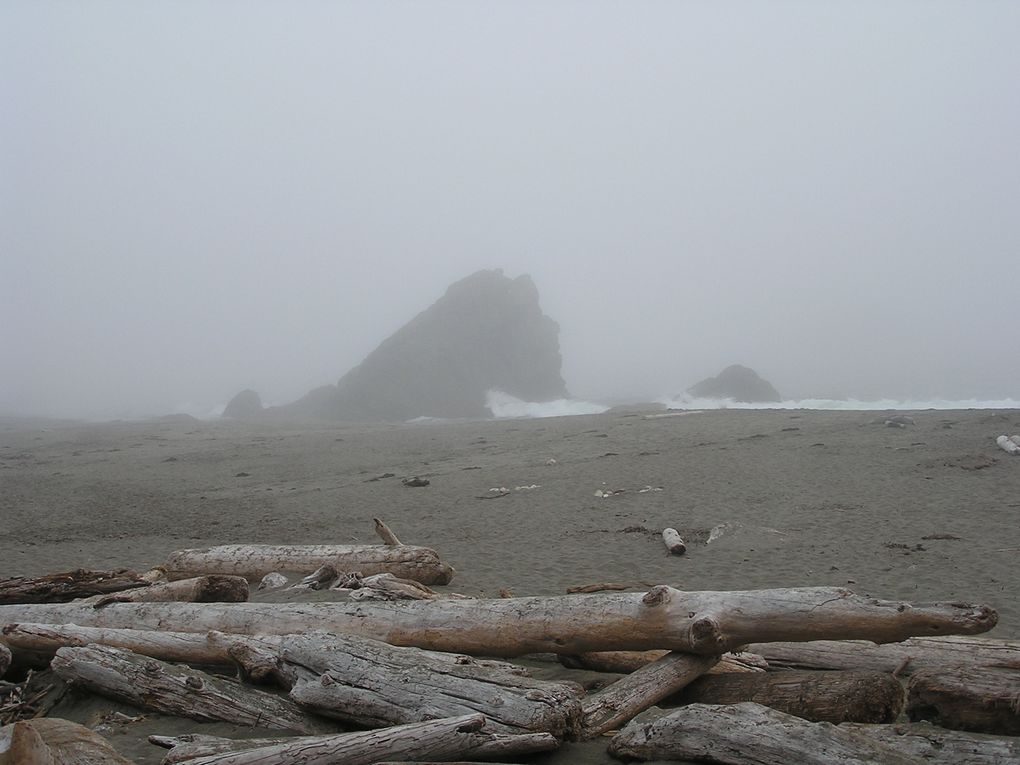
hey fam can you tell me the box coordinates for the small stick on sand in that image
[373,519,403,546]
[662,529,686,555]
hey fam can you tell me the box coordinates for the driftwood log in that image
[83,575,249,606]
[0,717,132,765]
[161,544,454,585]
[580,651,717,738]
[50,645,331,734]
[561,649,767,674]
[996,435,1020,455]
[840,720,1020,764]
[0,570,151,605]
[747,636,1020,676]
[0,642,9,679]
[373,518,403,545]
[0,587,996,657]
[907,666,1020,735]
[150,713,558,765]
[661,528,686,555]
[608,702,926,764]
[678,669,905,724]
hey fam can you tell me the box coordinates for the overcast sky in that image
[3,1,1019,418]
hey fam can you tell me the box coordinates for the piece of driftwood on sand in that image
[608,702,925,765]
[0,587,996,657]
[840,720,1020,764]
[150,714,558,765]
[0,569,153,605]
[907,666,1020,735]
[996,435,1020,455]
[334,572,445,601]
[677,669,904,724]
[560,649,767,674]
[226,631,582,738]
[83,575,249,606]
[661,528,686,555]
[0,642,9,679]
[161,544,455,585]
[745,636,1020,676]
[50,645,330,734]
[373,518,403,545]
[0,717,132,765]
[580,651,717,738]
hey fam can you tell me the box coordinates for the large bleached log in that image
[747,636,1020,676]
[608,702,926,764]
[907,666,1020,735]
[841,720,1020,764]
[0,718,132,765]
[996,435,1020,455]
[0,569,150,605]
[161,544,454,585]
[678,669,904,724]
[580,652,717,738]
[151,729,558,764]
[561,649,767,674]
[226,631,582,737]
[83,575,249,606]
[153,714,557,765]
[0,587,996,657]
[50,645,330,734]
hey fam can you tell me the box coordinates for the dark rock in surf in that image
[688,365,782,403]
[223,389,263,420]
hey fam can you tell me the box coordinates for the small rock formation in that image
[223,389,263,419]
[688,364,782,403]
[285,269,568,421]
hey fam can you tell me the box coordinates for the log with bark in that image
[0,570,151,605]
[149,713,559,765]
[83,575,249,606]
[224,631,582,738]
[840,720,1020,764]
[608,702,926,764]
[907,666,1020,735]
[746,636,1020,676]
[677,669,905,724]
[0,717,132,765]
[50,645,331,734]
[0,587,996,657]
[580,651,717,738]
[161,544,454,585]
[560,649,767,674]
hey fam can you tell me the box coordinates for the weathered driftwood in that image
[0,717,132,765]
[0,570,151,605]
[257,573,288,591]
[581,651,717,738]
[608,702,925,764]
[996,435,1020,455]
[336,572,443,601]
[561,649,767,674]
[840,720,1020,764]
[678,669,905,724]
[661,528,686,555]
[50,645,330,734]
[151,713,558,765]
[0,587,995,657]
[151,729,557,765]
[286,565,338,591]
[907,666,1020,735]
[373,518,403,545]
[225,631,581,737]
[162,544,454,585]
[0,642,9,678]
[83,575,249,606]
[746,636,1020,676]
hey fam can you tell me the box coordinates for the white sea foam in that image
[486,390,609,419]
[656,394,1020,411]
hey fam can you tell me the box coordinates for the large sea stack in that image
[688,364,782,403]
[282,269,568,421]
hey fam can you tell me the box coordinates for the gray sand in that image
[2,408,1019,762]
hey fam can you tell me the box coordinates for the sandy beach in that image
[2,407,1019,762]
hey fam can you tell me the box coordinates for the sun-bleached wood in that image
[155,714,558,765]
[150,729,558,765]
[608,702,926,764]
[0,718,132,765]
[0,587,996,657]
[373,518,403,545]
[561,649,766,674]
[907,666,1020,735]
[336,572,443,601]
[161,544,455,585]
[746,636,1020,676]
[840,721,1020,764]
[580,651,717,738]
[678,669,904,723]
[50,645,330,734]
[996,435,1020,455]
[661,528,686,555]
[0,569,150,605]
[82,575,249,606]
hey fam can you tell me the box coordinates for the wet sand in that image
[2,407,1019,762]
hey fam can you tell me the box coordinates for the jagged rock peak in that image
[222,389,263,419]
[688,364,782,403]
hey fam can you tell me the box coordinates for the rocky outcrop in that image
[222,389,263,419]
[688,365,781,403]
[285,270,568,421]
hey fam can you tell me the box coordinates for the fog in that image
[3,1,1019,419]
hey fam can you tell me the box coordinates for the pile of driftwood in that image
[1,520,1018,765]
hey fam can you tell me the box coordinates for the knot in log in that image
[690,617,723,652]
[143,660,162,675]
[185,675,204,690]
[320,672,335,687]
[642,586,671,606]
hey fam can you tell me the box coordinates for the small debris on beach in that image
[401,476,430,487]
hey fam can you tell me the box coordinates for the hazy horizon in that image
[4,2,1019,420]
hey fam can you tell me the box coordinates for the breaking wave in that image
[486,390,609,419]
